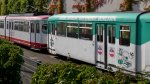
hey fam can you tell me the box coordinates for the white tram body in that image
[0,16,6,39]
[47,12,150,73]
[0,15,49,49]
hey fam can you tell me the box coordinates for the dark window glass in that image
[119,26,130,46]
[36,23,40,33]
[14,21,19,30]
[97,24,103,42]
[108,25,115,44]
[52,24,55,35]
[31,23,34,33]
[57,22,66,36]
[7,21,9,29]
[79,23,92,40]
[67,23,78,38]
[0,21,4,28]
[42,24,48,34]
[12,22,14,30]
[9,22,11,29]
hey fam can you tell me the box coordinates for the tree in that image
[0,40,24,84]
[27,0,35,13]
[7,0,15,14]
[1,0,8,15]
[1,0,49,15]
[20,0,28,13]
[34,0,48,13]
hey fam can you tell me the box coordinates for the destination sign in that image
[57,16,116,21]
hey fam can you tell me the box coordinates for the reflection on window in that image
[67,23,78,38]
[79,23,92,40]
[97,24,103,42]
[108,25,115,44]
[42,24,48,34]
[119,25,130,46]
[57,22,66,36]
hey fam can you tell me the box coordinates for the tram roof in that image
[48,12,142,22]
[139,13,150,22]
[7,15,49,20]
[0,16,7,19]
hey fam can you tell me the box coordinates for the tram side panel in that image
[40,20,48,49]
[137,21,150,72]
[106,24,118,71]
[0,20,5,39]
[115,23,136,73]
[12,21,30,46]
[5,21,10,40]
[50,22,96,64]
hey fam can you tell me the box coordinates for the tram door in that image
[96,24,106,69]
[48,22,56,54]
[96,24,116,70]
[30,22,36,48]
[30,22,40,49]
[9,21,13,41]
[6,21,10,40]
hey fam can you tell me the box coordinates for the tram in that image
[47,12,150,73]
[0,15,49,49]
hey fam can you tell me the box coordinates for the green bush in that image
[0,39,13,44]
[0,39,24,84]
[32,62,133,84]
[136,72,150,84]
[32,63,102,84]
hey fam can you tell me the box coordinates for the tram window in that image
[97,25,103,42]
[14,23,19,30]
[12,22,14,30]
[52,24,55,35]
[108,25,115,44]
[20,22,24,31]
[36,23,40,33]
[0,21,4,28]
[57,22,66,36]
[79,23,92,40]
[119,26,130,46]
[42,24,48,34]
[23,22,29,32]
[7,22,9,29]
[31,23,34,33]
[67,23,78,38]
[9,22,11,29]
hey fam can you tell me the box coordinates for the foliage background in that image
[0,0,48,15]
[0,39,24,84]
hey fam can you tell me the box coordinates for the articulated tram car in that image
[48,12,150,73]
[0,15,49,49]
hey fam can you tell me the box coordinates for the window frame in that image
[108,24,116,44]
[119,25,130,46]
[57,22,67,36]
[79,22,92,40]
[97,24,104,42]
[67,22,79,38]
[42,24,48,34]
